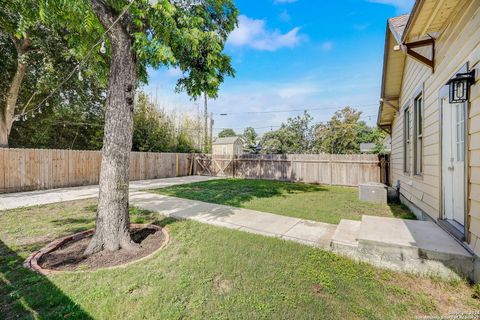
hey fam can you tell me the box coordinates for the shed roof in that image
[212,137,242,145]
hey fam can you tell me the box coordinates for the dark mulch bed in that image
[38,227,167,271]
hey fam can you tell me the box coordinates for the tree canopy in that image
[218,128,237,138]
[314,107,386,154]
[132,92,199,153]
[260,111,314,154]
[242,126,258,153]
[259,108,385,154]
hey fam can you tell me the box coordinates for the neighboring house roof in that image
[377,0,463,130]
[360,143,377,153]
[360,138,392,153]
[212,137,242,145]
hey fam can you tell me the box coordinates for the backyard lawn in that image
[152,178,415,224]
[1,199,479,319]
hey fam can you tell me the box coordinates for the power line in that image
[214,104,378,116]
[212,114,378,132]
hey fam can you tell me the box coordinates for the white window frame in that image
[413,91,424,176]
[403,106,411,174]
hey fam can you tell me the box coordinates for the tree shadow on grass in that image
[155,178,328,208]
[0,240,92,319]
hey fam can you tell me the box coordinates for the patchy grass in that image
[152,178,415,224]
[1,199,478,319]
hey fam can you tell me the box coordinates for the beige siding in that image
[389,1,480,254]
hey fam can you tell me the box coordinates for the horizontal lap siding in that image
[389,0,480,253]
[470,73,480,255]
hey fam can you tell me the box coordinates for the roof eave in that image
[401,0,425,43]
[377,21,395,127]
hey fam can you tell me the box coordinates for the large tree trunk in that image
[85,0,138,255]
[0,38,31,148]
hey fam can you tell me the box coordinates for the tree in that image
[260,111,314,154]
[47,0,238,254]
[132,91,199,153]
[218,128,237,138]
[0,0,106,147]
[313,107,385,154]
[132,92,175,152]
[242,127,258,153]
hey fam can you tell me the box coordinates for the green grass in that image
[152,179,416,224]
[1,199,478,319]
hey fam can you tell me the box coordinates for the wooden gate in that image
[195,154,235,177]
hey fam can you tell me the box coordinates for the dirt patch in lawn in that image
[35,225,168,272]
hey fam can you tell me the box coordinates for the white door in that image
[442,96,466,230]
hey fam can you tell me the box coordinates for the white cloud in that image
[320,41,333,52]
[366,0,414,12]
[277,83,320,98]
[227,15,302,51]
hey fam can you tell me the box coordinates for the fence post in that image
[329,154,333,185]
[290,156,294,182]
[175,154,179,177]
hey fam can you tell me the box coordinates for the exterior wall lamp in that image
[446,70,476,103]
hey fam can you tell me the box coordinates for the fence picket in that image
[0,148,194,194]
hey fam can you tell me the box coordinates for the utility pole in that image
[204,92,208,153]
[210,112,214,152]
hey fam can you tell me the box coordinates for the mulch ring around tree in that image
[24,224,169,275]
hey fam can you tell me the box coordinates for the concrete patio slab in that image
[359,215,472,257]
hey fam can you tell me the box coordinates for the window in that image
[403,107,411,173]
[456,103,465,162]
[413,94,423,175]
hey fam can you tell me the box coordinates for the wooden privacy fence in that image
[0,148,194,194]
[195,154,382,187]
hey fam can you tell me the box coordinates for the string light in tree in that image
[100,41,106,54]
[78,68,84,82]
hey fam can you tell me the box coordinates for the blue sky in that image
[145,0,414,135]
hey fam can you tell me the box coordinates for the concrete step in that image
[332,219,361,246]
[355,215,474,280]
[330,219,361,257]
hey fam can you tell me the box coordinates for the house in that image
[360,137,392,153]
[377,0,480,268]
[212,136,244,155]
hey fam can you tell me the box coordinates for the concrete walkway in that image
[0,176,219,211]
[130,191,337,248]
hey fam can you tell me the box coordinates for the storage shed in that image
[212,137,244,155]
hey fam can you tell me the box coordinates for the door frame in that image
[438,63,469,240]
